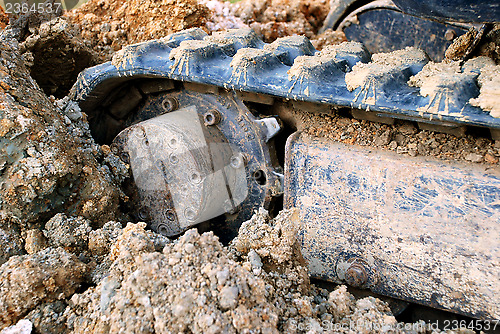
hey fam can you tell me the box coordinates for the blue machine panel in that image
[285,132,500,320]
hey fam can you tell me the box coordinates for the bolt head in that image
[445,29,456,41]
[119,151,130,164]
[230,153,246,169]
[137,208,149,221]
[344,263,368,288]
[162,98,179,113]
[166,209,176,221]
[203,110,221,126]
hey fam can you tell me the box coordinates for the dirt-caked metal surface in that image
[109,88,283,239]
[284,132,500,320]
[69,28,500,136]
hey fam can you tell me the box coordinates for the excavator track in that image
[67,27,500,321]
[70,27,500,139]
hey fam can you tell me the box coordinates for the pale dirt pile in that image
[199,0,247,32]
[1,209,440,334]
[230,0,346,48]
[232,0,326,41]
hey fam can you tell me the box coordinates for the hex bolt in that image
[344,262,369,288]
[137,207,149,221]
[110,143,119,154]
[166,209,176,221]
[203,110,222,126]
[119,151,130,164]
[161,97,179,113]
[230,153,247,169]
[445,29,456,41]
[157,223,170,236]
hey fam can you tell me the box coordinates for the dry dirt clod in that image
[0,221,23,266]
[43,213,92,255]
[64,0,210,62]
[0,30,125,231]
[25,301,68,334]
[0,247,86,330]
[24,229,48,255]
[232,0,332,43]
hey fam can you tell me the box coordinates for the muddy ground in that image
[0,0,496,333]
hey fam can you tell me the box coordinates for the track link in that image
[70,27,500,138]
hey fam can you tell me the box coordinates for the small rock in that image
[247,249,263,270]
[464,153,483,163]
[398,122,417,135]
[64,101,82,121]
[484,153,499,164]
[44,214,92,254]
[374,130,391,146]
[219,286,239,310]
[216,268,230,286]
[24,230,47,255]
[388,141,398,150]
[0,226,24,265]
[0,319,32,334]
[294,298,312,317]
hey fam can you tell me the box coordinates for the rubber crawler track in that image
[69,27,500,133]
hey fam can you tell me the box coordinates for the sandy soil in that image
[65,0,210,62]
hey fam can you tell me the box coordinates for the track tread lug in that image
[264,35,316,66]
[169,40,226,76]
[230,48,283,86]
[205,28,265,56]
[72,28,500,133]
[409,61,480,116]
[162,27,207,48]
[320,41,371,68]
